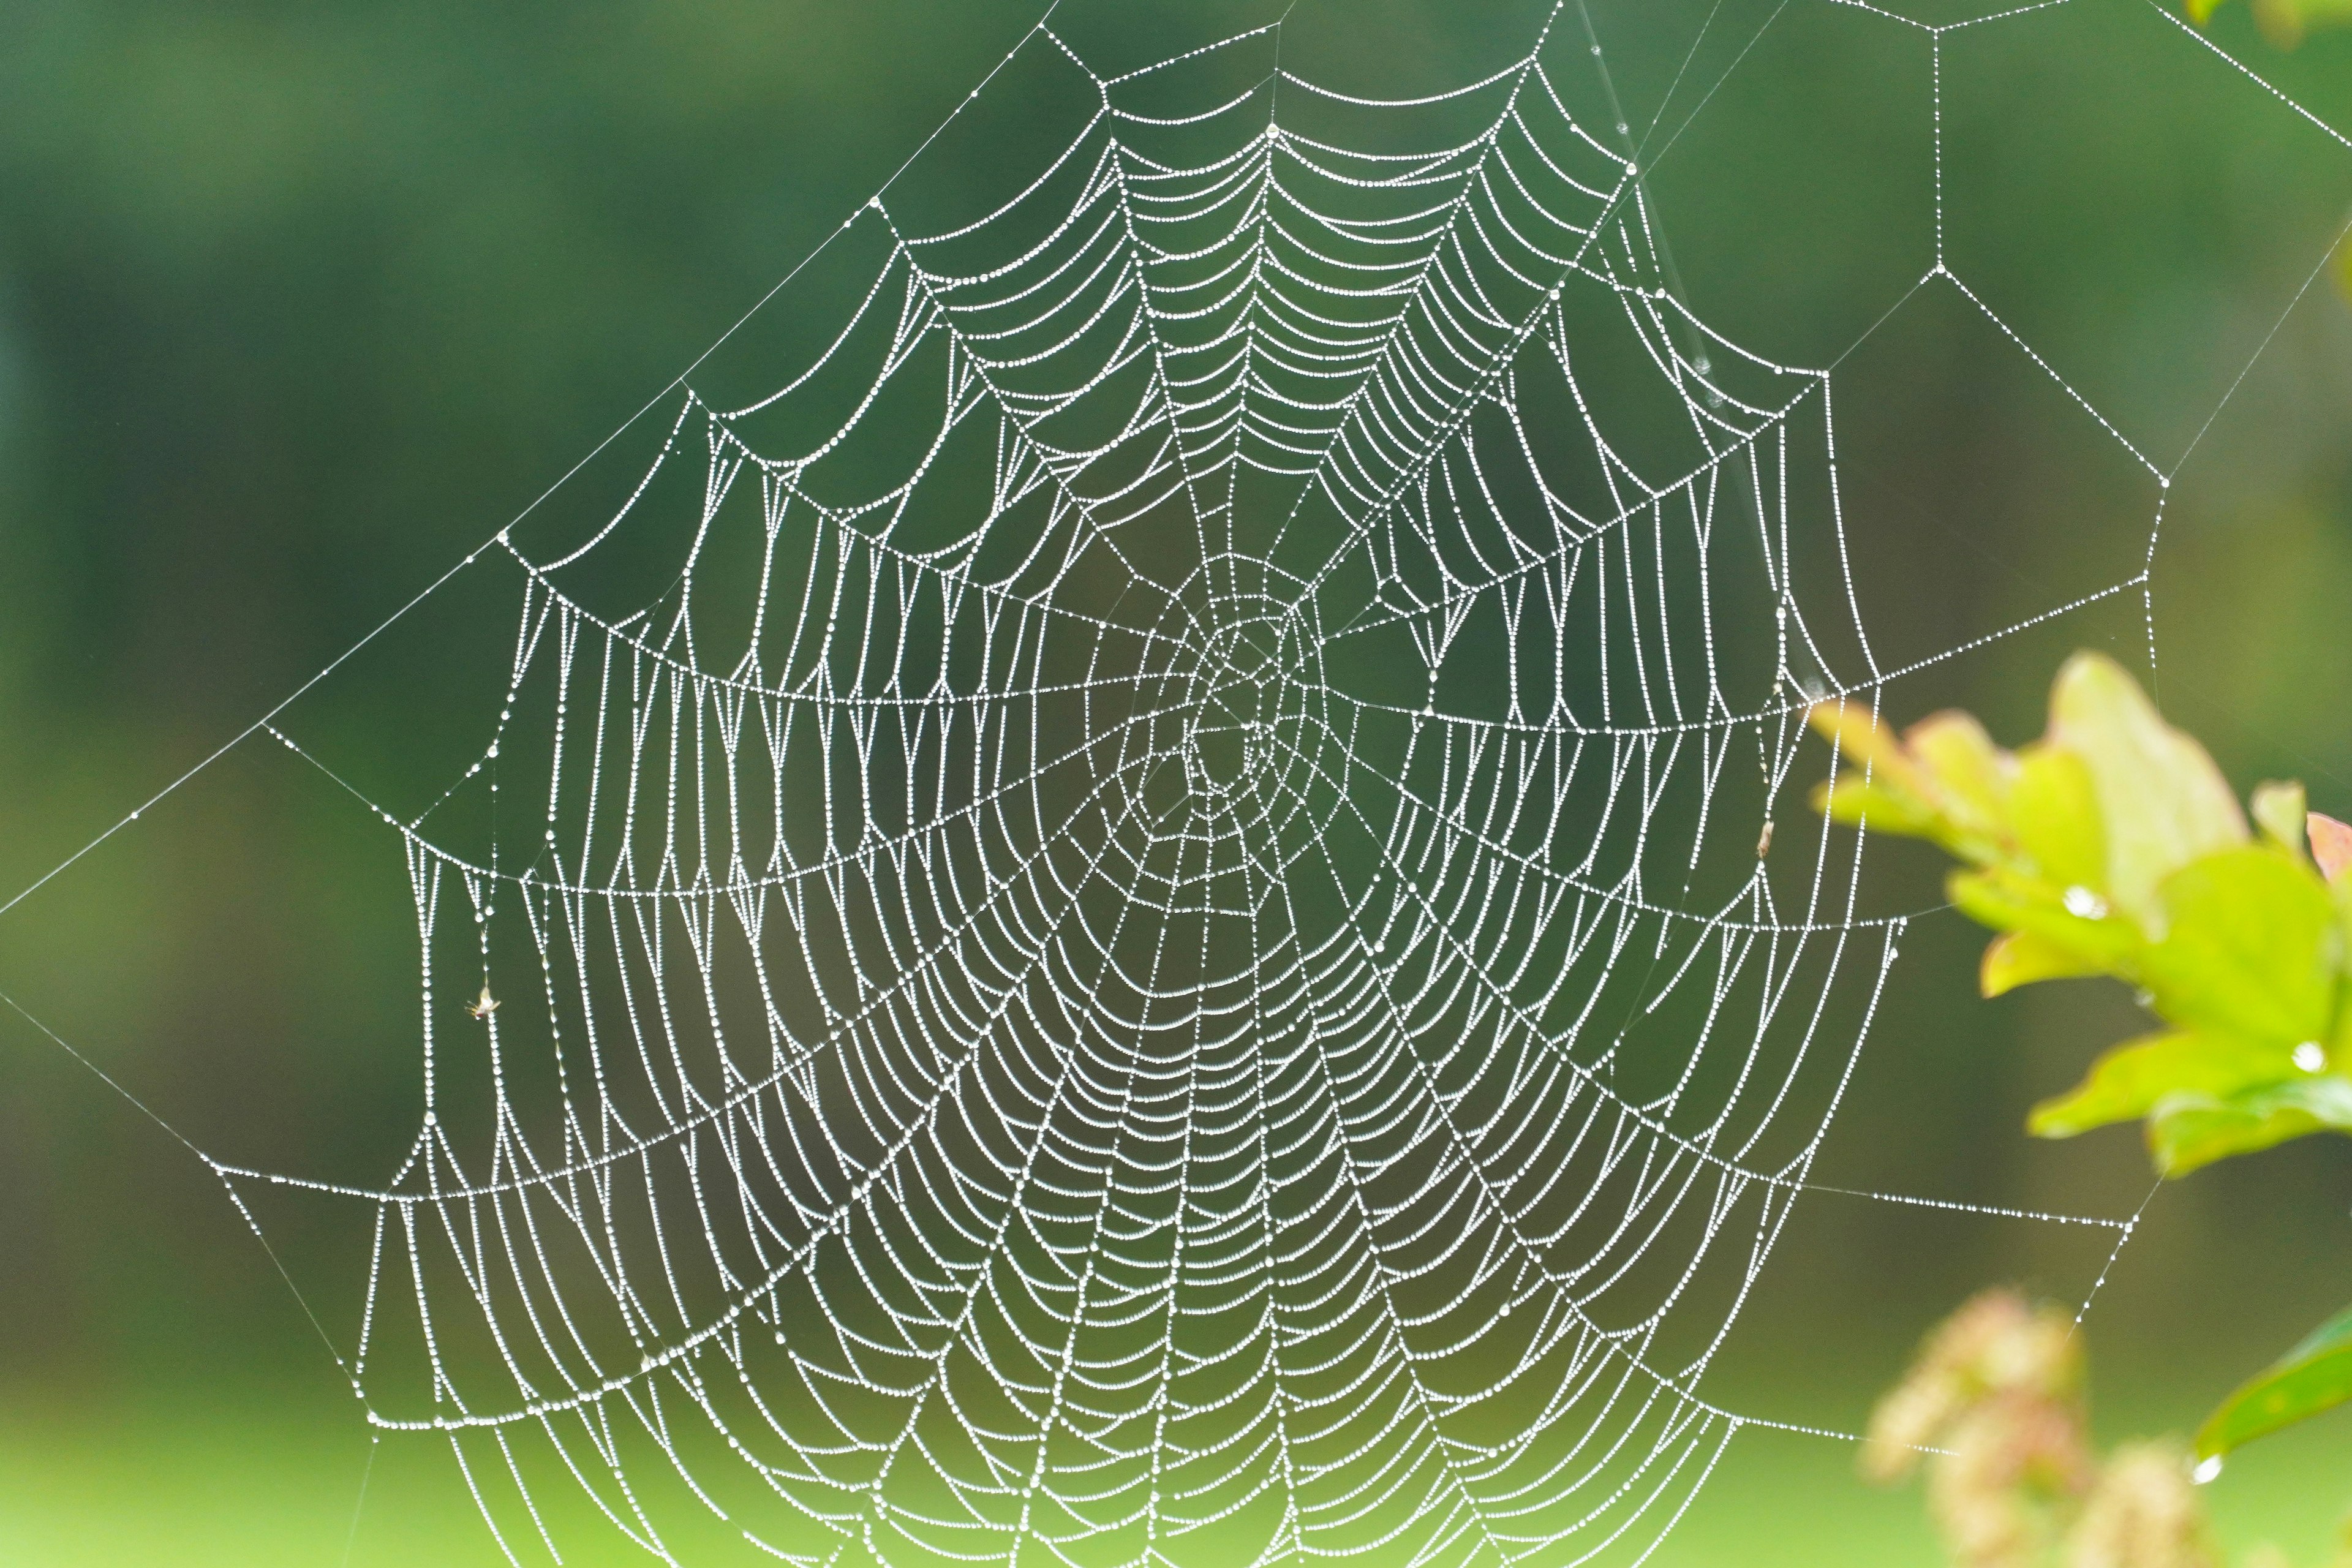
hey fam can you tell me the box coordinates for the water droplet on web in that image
[2193,1455,2223,1485]
[2294,1041,2326,1074]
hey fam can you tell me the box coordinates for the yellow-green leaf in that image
[2138,848,2337,1046]
[2198,1301,2352,1460]
[2007,744,2103,891]
[2252,780,2308,860]
[1811,777,1940,839]
[1980,930,2103,997]
[1805,701,2019,865]
[1948,866,2145,979]
[1905,710,2010,834]
[2045,651,2246,930]
[1806,699,1913,787]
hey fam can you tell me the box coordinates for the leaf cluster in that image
[2188,0,2352,50]
[1809,652,2352,1461]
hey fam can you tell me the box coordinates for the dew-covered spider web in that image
[15,1,2352,1565]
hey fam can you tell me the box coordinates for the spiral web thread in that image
[109,2,2337,1565]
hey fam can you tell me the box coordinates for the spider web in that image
[21,1,2352,1565]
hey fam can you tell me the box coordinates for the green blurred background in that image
[3,0,2352,1561]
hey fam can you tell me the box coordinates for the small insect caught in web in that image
[466,983,500,1020]
[1756,819,1775,859]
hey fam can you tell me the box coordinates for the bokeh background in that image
[3,0,2352,1562]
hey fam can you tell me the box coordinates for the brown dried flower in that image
[2061,1440,2218,1568]
[1861,1289,2085,1482]
[1933,1395,2097,1568]
[1863,1289,2096,1568]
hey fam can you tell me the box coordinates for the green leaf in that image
[2146,1076,2352,1174]
[2138,848,2337,1046]
[2198,1301,2352,1460]
[2027,1029,2297,1141]
[2044,651,2246,931]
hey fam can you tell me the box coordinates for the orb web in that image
[30,0,2343,1564]
[264,21,1891,1561]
